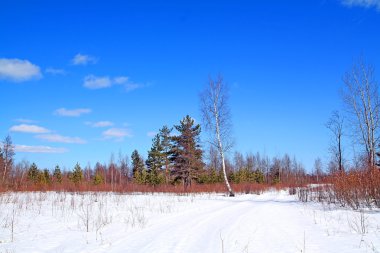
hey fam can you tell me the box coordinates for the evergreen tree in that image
[27,163,39,184]
[146,134,165,186]
[253,169,265,183]
[159,126,173,183]
[53,165,62,183]
[93,173,104,185]
[131,150,145,182]
[43,169,51,185]
[171,115,204,190]
[71,163,83,185]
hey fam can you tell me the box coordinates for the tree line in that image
[0,130,310,192]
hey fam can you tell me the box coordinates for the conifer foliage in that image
[53,165,62,183]
[131,150,146,183]
[71,163,83,185]
[159,126,173,184]
[146,134,165,186]
[27,163,39,184]
[170,115,204,190]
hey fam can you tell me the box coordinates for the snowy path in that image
[106,192,379,253]
[0,191,379,253]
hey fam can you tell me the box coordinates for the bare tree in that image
[109,153,116,191]
[326,111,344,172]
[342,60,379,168]
[200,75,235,196]
[118,151,129,185]
[313,157,323,183]
[2,135,15,184]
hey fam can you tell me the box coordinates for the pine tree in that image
[27,163,39,184]
[43,169,51,185]
[93,173,104,185]
[53,165,62,183]
[159,126,173,183]
[146,134,165,186]
[131,150,145,183]
[171,115,204,190]
[71,163,83,185]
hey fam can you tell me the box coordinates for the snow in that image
[0,190,379,253]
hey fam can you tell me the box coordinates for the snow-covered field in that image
[0,190,379,253]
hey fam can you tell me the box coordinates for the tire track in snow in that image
[101,193,357,253]
[108,198,253,253]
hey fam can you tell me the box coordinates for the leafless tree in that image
[200,75,235,196]
[281,154,291,183]
[326,111,344,171]
[206,145,221,171]
[118,151,129,185]
[342,60,379,169]
[109,153,116,191]
[234,151,245,171]
[313,157,323,183]
[1,135,15,184]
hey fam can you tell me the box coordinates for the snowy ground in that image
[0,190,379,253]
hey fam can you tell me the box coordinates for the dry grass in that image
[297,169,380,209]
[0,181,296,195]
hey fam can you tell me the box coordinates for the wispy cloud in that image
[0,58,42,82]
[113,76,146,91]
[9,124,50,134]
[125,83,145,92]
[147,131,157,137]
[14,144,68,153]
[46,67,66,75]
[113,76,129,84]
[55,108,92,117]
[72,53,97,65]
[342,0,380,10]
[85,121,114,128]
[83,74,145,92]
[14,118,37,124]
[102,128,132,141]
[83,75,112,89]
[36,134,86,144]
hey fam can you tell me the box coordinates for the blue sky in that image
[1,0,380,171]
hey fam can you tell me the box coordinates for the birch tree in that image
[1,135,15,184]
[200,75,235,196]
[342,60,379,169]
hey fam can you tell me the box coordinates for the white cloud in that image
[36,134,86,144]
[0,58,42,82]
[342,0,380,9]
[72,53,97,65]
[9,124,50,134]
[14,118,37,124]
[55,108,92,117]
[46,67,66,75]
[113,76,129,84]
[147,131,157,137]
[14,145,68,153]
[125,83,144,92]
[102,128,132,141]
[83,74,145,92]
[86,121,114,128]
[83,75,112,89]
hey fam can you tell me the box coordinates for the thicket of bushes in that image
[297,168,380,210]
